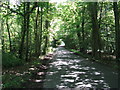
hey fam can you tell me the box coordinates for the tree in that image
[19,2,37,60]
[89,2,101,59]
[25,2,30,61]
[43,2,49,55]
[6,17,12,52]
[113,2,120,60]
[34,6,40,57]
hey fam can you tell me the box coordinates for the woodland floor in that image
[2,46,120,89]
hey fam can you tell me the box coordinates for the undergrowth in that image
[2,53,24,68]
[2,59,41,88]
[69,48,120,70]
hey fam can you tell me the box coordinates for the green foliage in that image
[2,74,25,88]
[2,59,42,88]
[70,49,92,58]
[2,53,24,68]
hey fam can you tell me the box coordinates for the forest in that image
[0,0,120,88]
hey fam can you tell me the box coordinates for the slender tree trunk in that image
[34,7,39,57]
[76,25,81,50]
[19,2,27,59]
[29,26,32,59]
[6,18,12,52]
[1,19,4,52]
[43,35,48,55]
[113,2,120,60]
[39,7,43,55]
[98,3,103,59]
[81,6,85,52]
[43,2,49,55]
[25,2,30,61]
[98,3,103,29]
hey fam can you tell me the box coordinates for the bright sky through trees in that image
[50,0,67,3]
[9,0,67,4]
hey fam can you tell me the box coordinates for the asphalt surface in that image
[43,47,119,88]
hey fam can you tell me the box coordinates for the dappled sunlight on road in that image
[43,47,118,88]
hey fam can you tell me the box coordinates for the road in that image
[43,47,119,88]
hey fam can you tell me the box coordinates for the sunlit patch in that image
[70,66,79,69]
[34,79,42,83]
[64,79,74,83]
[29,68,35,70]
[75,77,79,81]
[76,84,92,88]
[75,82,84,85]
[37,72,44,76]
[101,77,104,79]
[70,71,86,75]
[58,67,62,70]
[85,75,88,77]
[94,80,99,83]
[84,79,90,82]
[94,72,101,75]
[23,72,30,75]
[91,83,98,85]
[47,72,54,75]
[39,65,48,70]
[56,85,67,89]
[16,73,21,76]
[91,67,96,70]
[103,84,110,88]
[51,60,68,66]
[74,60,80,63]
[99,80,104,83]
[82,67,90,70]
[67,62,73,65]
[61,74,77,78]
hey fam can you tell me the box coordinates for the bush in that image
[2,74,25,88]
[2,53,24,68]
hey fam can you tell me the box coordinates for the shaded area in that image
[23,54,53,88]
[43,47,118,88]
[2,54,53,88]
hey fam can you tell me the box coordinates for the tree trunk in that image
[39,7,43,55]
[113,2,120,60]
[19,2,27,59]
[1,19,4,52]
[89,2,101,59]
[34,7,39,57]
[43,2,49,55]
[81,6,85,53]
[76,25,81,50]
[25,2,30,61]
[6,18,12,52]
[29,25,32,59]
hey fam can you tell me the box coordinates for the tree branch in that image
[25,2,38,15]
[8,5,24,16]
[1,4,24,16]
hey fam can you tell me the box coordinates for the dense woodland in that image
[0,1,120,88]
[56,2,120,61]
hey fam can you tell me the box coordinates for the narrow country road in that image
[43,47,119,88]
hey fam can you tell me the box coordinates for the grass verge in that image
[69,48,120,70]
[2,59,41,88]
